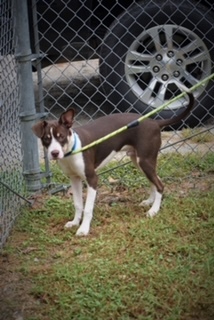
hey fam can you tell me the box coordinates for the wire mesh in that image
[29,0,214,180]
[0,0,24,248]
[1,0,213,246]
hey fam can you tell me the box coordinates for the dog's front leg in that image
[64,176,83,229]
[76,184,97,236]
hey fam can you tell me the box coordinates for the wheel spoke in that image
[163,25,173,50]
[185,51,209,65]
[181,39,198,54]
[152,84,167,108]
[126,51,153,75]
[182,71,198,86]
[147,28,162,52]
[127,50,153,62]
[126,65,149,75]
[140,78,158,103]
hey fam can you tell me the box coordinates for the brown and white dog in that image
[32,92,194,236]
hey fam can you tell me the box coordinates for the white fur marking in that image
[76,186,97,236]
[58,153,85,179]
[48,128,64,159]
[146,190,162,217]
[58,135,86,179]
[64,177,83,229]
[140,184,156,207]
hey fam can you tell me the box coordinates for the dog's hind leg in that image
[146,183,163,218]
[129,151,157,213]
[64,176,83,229]
[137,158,164,217]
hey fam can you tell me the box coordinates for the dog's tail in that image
[157,89,195,129]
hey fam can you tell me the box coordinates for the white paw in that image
[76,225,90,236]
[146,209,158,218]
[140,199,153,208]
[64,220,80,229]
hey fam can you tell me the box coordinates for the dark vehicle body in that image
[28,0,214,127]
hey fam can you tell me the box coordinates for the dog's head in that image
[32,109,75,160]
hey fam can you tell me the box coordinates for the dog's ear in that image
[32,121,47,138]
[59,108,75,129]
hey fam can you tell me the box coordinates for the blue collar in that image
[64,131,79,157]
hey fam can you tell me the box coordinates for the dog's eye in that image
[42,135,51,147]
[57,134,65,141]
[43,136,51,143]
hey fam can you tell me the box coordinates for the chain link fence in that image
[0,0,25,248]
[1,0,214,247]
[30,0,214,180]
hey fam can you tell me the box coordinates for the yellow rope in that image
[70,73,214,155]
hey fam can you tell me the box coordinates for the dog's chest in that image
[58,153,86,179]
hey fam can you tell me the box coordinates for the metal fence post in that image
[14,0,41,192]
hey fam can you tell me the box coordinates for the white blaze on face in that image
[48,128,64,160]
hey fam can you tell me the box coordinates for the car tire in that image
[100,0,214,128]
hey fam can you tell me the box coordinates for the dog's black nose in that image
[51,150,60,158]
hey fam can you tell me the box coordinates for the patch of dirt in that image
[0,253,41,320]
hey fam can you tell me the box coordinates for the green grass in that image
[1,152,214,320]
[181,128,214,144]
